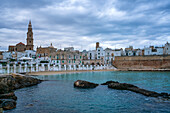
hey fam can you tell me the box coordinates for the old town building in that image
[8,21,34,52]
[50,47,82,65]
[36,43,57,58]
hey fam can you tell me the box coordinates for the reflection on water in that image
[5,71,170,113]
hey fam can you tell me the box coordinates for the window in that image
[98,56,100,59]
[62,60,64,63]
[80,56,81,59]
[98,49,100,51]
[98,53,100,55]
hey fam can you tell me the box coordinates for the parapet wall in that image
[112,55,170,69]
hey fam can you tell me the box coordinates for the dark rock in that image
[108,82,138,90]
[101,81,119,85]
[0,75,41,93]
[74,80,98,88]
[0,92,17,100]
[1,99,16,110]
[0,108,3,113]
[128,87,159,97]
[13,75,41,89]
[0,82,12,94]
[0,74,42,110]
[106,80,170,99]
[0,75,16,91]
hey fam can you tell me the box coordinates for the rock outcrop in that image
[0,99,16,110]
[101,81,119,85]
[102,81,170,99]
[0,74,41,111]
[74,80,99,88]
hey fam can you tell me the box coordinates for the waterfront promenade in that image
[0,63,116,75]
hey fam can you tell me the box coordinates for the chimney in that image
[96,42,99,50]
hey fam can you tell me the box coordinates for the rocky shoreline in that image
[74,80,170,99]
[0,74,41,111]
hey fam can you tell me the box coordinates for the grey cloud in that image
[0,0,170,51]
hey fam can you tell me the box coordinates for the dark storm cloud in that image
[0,0,169,51]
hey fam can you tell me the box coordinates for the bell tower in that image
[26,20,34,50]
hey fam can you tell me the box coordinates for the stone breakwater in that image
[74,80,170,99]
[0,74,41,111]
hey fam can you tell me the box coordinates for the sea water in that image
[5,71,170,113]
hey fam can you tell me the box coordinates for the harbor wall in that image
[112,55,170,69]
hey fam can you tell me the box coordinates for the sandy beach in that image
[27,69,117,75]
[27,68,170,76]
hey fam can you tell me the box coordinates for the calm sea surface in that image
[5,71,170,113]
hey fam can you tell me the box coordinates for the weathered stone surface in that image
[108,82,138,90]
[105,81,170,99]
[0,74,41,91]
[101,81,119,85]
[0,99,16,110]
[14,76,41,89]
[0,74,42,110]
[0,82,12,94]
[0,76,16,91]
[0,108,3,113]
[74,80,98,88]
[112,56,170,69]
[0,92,17,100]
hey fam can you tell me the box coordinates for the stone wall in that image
[112,55,170,69]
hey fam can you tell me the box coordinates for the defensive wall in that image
[112,55,170,69]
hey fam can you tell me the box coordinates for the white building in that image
[113,49,123,57]
[144,46,163,55]
[135,49,142,56]
[16,52,25,60]
[96,47,105,60]
[88,50,96,60]
[164,42,170,55]
[151,47,163,55]
[104,48,113,64]
[144,47,152,55]
[2,52,12,60]
[25,50,36,58]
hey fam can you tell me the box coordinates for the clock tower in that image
[26,20,34,50]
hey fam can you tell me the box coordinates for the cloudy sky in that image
[0,0,170,51]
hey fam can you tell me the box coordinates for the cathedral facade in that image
[8,21,34,52]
